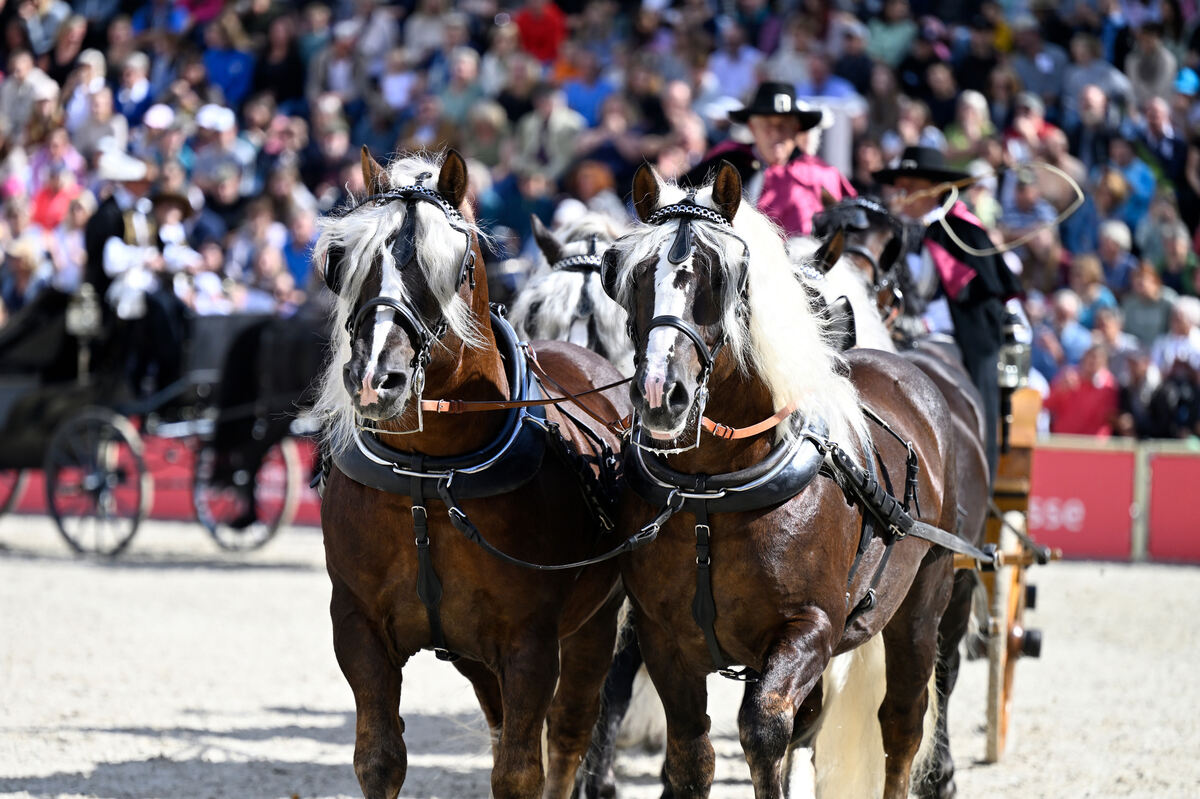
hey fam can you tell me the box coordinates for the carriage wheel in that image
[985,514,1029,762]
[193,438,300,552]
[0,469,27,516]
[44,409,152,557]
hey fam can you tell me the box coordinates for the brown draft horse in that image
[315,149,630,799]
[601,163,960,798]
[815,195,992,799]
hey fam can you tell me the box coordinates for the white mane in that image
[312,151,487,455]
[608,175,869,453]
[786,236,897,353]
[510,214,635,375]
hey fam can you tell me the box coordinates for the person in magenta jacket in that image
[684,82,855,236]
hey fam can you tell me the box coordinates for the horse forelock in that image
[314,151,486,455]
[612,177,869,452]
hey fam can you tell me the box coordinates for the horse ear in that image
[530,214,563,265]
[600,247,621,299]
[820,187,837,210]
[814,228,845,274]
[631,163,659,223]
[711,160,742,223]
[361,145,387,194]
[880,234,904,274]
[438,149,469,208]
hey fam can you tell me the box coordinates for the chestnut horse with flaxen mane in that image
[314,149,630,799]
[599,162,964,798]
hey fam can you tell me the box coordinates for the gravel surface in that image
[1,515,1198,799]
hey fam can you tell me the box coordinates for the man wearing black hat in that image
[685,82,855,236]
[875,146,1023,475]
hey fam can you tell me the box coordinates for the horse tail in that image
[911,666,941,787]
[811,633,887,799]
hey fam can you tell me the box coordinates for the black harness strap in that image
[410,457,457,662]
[689,477,758,682]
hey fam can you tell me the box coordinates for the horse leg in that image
[454,658,504,760]
[492,638,560,799]
[738,610,835,799]
[879,554,954,799]
[544,592,623,798]
[915,570,977,799]
[330,581,409,799]
[637,614,713,799]
[578,611,643,799]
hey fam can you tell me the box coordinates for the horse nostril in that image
[665,381,690,414]
[379,372,407,392]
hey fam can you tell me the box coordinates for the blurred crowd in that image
[1,0,1200,438]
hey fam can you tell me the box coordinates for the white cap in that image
[97,150,149,182]
[196,104,236,132]
[143,103,176,130]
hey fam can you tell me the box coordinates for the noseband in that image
[327,173,479,434]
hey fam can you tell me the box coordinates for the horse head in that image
[813,194,907,322]
[515,213,634,372]
[317,148,485,432]
[601,161,748,446]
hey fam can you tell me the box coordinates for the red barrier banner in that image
[1146,452,1200,563]
[1028,447,1136,560]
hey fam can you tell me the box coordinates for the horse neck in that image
[664,359,779,475]
[375,260,511,457]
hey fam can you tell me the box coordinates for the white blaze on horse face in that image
[568,317,590,348]
[364,260,409,400]
[640,256,692,411]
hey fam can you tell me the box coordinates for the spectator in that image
[1063,33,1134,126]
[1004,92,1061,163]
[0,50,51,142]
[1094,306,1143,384]
[1044,345,1120,435]
[1122,263,1178,347]
[1098,219,1139,294]
[252,14,307,113]
[30,164,81,230]
[1002,170,1058,240]
[1116,349,1160,437]
[306,20,365,118]
[0,239,50,314]
[1126,22,1177,109]
[1156,224,1197,296]
[202,11,256,110]
[513,0,568,65]
[1107,134,1158,230]
[1141,96,1187,187]
[114,51,153,126]
[1068,85,1119,173]
[797,48,860,100]
[73,86,128,160]
[707,23,763,103]
[766,18,815,89]
[833,21,874,97]
[984,65,1020,133]
[437,47,485,127]
[282,205,317,289]
[1070,254,1119,328]
[510,83,585,183]
[395,93,458,154]
[479,23,522,98]
[1033,288,1093,380]
[1010,14,1069,113]
[1148,357,1200,438]
[867,0,917,68]
[20,0,72,57]
[62,48,107,135]
[562,49,616,129]
[43,14,89,86]
[1150,296,1200,372]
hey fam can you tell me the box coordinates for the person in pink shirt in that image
[685,82,855,236]
[1045,344,1121,435]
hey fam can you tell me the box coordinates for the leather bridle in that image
[324,174,478,434]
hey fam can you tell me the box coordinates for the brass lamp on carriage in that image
[997,310,1031,454]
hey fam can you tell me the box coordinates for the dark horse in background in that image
[597,163,960,798]
[316,149,631,799]
[813,194,992,799]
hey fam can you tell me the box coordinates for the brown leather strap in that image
[700,402,798,441]
[417,374,631,414]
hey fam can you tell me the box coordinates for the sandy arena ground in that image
[1,515,1198,799]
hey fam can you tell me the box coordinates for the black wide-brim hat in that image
[872,146,970,185]
[729,81,826,129]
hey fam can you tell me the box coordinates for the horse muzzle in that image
[345,362,412,421]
